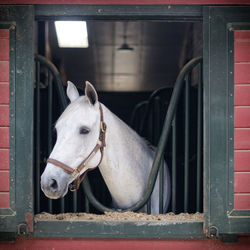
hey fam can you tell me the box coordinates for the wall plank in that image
[0,39,9,61]
[234,128,250,150]
[235,63,250,84]
[0,193,9,208]
[0,127,9,148]
[234,84,250,106]
[0,105,9,127]
[235,150,250,172]
[1,237,250,250]
[0,171,9,192]
[235,41,250,62]
[0,61,9,82]
[0,30,9,39]
[235,30,250,40]
[0,149,9,170]
[235,172,250,193]
[234,107,250,128]
[234,194,250,210]
[0,0,250,4]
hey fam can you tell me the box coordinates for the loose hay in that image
[35,211,204,222]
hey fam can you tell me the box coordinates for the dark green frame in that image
[203,6,250,237]
[0,6,34,234]
[32,4,205,239]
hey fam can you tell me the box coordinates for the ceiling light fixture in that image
[118,22,134,51]
[55,21,89,48]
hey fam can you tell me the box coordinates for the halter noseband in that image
[47,103,107,191]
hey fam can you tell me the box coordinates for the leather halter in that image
[47,103,106,191]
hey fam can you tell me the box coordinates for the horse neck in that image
[98,104,153,207]
[100,104,149,168]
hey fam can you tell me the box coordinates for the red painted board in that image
[0,39,9,61]
[0,105,9,127]
[0,83,9,104]
[235,150,250,172]
[234,193,250,210]
[235,30,250,40]
[235,41,250,63]
[0,61,9,82]
[235,107,250,128]
[1,0,250,4]
[0,149,9,170]
[0,30,9,39]
[235,63,250,84]
[235,172,250,193]
[0,171,9,192]
[1,237,250,250]
[0,127,9,148]
[0,193,9,208]
[235,128,250,150]
[235,84,250,106]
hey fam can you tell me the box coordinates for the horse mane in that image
[142,138,156,152]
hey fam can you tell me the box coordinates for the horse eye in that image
[79,126,90,135]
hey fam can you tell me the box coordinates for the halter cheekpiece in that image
[47,103,107,191]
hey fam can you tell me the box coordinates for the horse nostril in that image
[50,178,58,190]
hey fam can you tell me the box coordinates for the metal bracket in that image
[208,226,219,239]
[17,223,27,235]
[17,213,34,235]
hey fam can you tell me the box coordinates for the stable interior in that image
[34,19,203,216]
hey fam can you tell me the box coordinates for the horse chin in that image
[42,184,69,200]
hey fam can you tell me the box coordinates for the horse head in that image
[41,81,104,199]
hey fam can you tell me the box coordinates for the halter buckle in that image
[68,168,80,184]
[100,121,106,133]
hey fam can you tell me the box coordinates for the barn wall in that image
[0,29,10,209]
[0,0,250,4]
[1,237,250,249]
[234,30,250,210]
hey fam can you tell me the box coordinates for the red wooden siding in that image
[1,237,250,250]
[234,30,250,210]
[234,85,250,106]
[0,149,9,170]
[0,0,250,4]
[234,194,250,210]
[235,150,250,172]
[0,29,10,208]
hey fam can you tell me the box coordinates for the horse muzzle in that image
[41,172,69,199]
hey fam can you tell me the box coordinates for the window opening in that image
[34,20,203,216]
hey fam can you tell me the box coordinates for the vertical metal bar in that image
[184,74,190,213]
[147,197,151,214]
[171,114,177,213]
[35,61,41,214]
[73,192,77,213]
[159,156,164,214]
[60,198,65,213]
[148,108,153,143]
[48,71,53,213]
[85,194,89,213]
[153,97,164,214]
[153,97,160,144]
[196,62,202,212]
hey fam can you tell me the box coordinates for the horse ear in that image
[67,81,79,102]
[85,81,98,106]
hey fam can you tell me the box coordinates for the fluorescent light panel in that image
[55,21,89,48]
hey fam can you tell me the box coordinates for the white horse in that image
[41,81,171,214]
